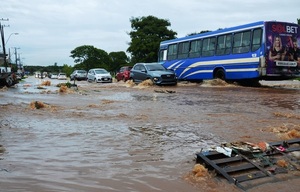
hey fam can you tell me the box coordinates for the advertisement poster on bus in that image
[265,21,300,75]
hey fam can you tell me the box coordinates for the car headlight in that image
[153,77,159,81]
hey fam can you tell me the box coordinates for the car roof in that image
[135,62,160,65]
[90,68,106,70]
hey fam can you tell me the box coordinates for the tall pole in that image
[14,47,18,66]
[0,22,8,70]
[0,18,10,71]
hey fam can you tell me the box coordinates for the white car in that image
[57,73,67,80]
[50,73,58,79]
[87,68,112,83]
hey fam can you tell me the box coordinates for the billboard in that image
[265,21,300,75]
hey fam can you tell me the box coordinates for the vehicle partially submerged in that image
[0,66,19,87]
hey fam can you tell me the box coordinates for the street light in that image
[5,32,19,45]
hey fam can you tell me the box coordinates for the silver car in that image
[87,68,112,83]
[70,70,87,81]
[57,73,67,80]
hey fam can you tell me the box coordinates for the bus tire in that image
[214,69,225,80]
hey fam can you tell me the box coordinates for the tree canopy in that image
[109,51,130,72]
[70,45,111,71]
[127,15,177,64]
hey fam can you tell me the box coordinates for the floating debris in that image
[154,89,176,93]
[59,85,68,93]
[192,164,209,177]
[196,138,300,191]
[41,80,51,86]
[277,159,288,168]
[29,101,49,109]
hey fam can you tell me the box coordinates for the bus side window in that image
[233,32,242,54]
[178,42,189,59]
[251,28,262,51]
[241,31,251,53]
[216,35,225,56]
[216,34,232,56]
[167,44,177,60]
[233,31,250,54]
[225,34,232,55]
[202,37,215,57]
[189,39,201,58]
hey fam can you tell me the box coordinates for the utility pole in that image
[12,47,20,67]
[0,18,9,71]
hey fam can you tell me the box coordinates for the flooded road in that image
[0,76,300,192]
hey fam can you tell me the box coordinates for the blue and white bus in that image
[158,21,300,84]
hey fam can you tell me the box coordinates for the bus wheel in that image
[214,69,225,80]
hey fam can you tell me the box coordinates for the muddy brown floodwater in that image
[0,76,300,192]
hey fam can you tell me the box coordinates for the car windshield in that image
[145,64,166,71]
[77,70,86,73]
[95,69,108,74]
[59,73,66,76]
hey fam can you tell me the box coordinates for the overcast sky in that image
[1,0,299,67]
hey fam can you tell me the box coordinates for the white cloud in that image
[1,0,299,66]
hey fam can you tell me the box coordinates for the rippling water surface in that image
[0,77,300,192]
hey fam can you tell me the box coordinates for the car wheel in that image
[122,76,126,82]
[5,76,13,87]
[94,78,97,83]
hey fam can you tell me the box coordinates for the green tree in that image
[127,15,177,63]
[109,51,130,73]
[61,64,73,77]
[70,45,111,71]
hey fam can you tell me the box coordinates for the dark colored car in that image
[130,63,177,85]
[116,66,132,82]
[70,70,87,81]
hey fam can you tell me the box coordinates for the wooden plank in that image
[268,138,300,146]
[223,163,256,173]
[195,138,300,190]
[197,152,236,183]
[199,151,229,160]
[234,171,267,182]
[213,156,243,164]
